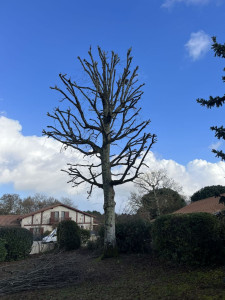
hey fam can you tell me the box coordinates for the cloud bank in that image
[0,116,225,212]
[185,30,211,61]
[162,0,211,8]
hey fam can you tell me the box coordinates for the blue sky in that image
[0,0,225,212]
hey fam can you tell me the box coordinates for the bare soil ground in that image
[0,249,225,299]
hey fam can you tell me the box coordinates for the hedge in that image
[0,227,33,261]
[0,239,7,262]
[151,213,225,265]
[96,218,152,254]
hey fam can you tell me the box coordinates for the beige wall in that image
[21,205,94,233]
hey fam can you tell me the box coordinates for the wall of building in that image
[21,205,94,233]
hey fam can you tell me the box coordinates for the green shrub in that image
[152,213,225,265]
[116,219,152,253]
[96,219,151,254]
[87,239,103,251]
[57,220,81,251]
[80,228,91,245]
[0,239,7,262]
[87,240,96,250]
[0,227,33,261]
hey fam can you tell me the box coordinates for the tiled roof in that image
[174,193,225,214]
[0,215,22,227]
[18,203,95,220]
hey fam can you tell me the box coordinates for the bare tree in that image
[129,169,183,217]
[135,169,182,194]
[43,47,156,256]
[0,194,22,215]
[60,197,77,208]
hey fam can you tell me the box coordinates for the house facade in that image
[19,203,95,235]
[0,203,95,236]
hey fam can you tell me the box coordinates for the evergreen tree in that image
[191,185,225,202]
[197,37,225,205]
[197,37,225,160]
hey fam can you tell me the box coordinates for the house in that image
[174,193,225,215]
[0,203,96,236]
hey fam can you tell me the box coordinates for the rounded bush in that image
[152,213,224,265]
[57,220,81,251]
[0,227,33,261]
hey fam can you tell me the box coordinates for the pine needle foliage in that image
[197,37,225,160]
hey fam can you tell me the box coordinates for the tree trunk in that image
[103,183,117,257]
[101,140,117,258]
[153,188,160,217]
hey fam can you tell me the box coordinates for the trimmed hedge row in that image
[96,218,152,254]
[116,219,151,253]
[91,213,225,266]
[151,213,225,265]
[0,239,7,262]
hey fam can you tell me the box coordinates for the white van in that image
[42,229,57,243]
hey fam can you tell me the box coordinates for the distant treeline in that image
[0,193,75,215]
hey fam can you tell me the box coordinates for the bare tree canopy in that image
[0,193,75,215]
[135,169,182,194]
[128,169,185,219]
[43,47,156,256]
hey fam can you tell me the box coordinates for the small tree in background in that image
[128,169,184,218]
[0,194,22,215]
[43,47,156,257]
[191,185,225,202]
[140,188,186,220]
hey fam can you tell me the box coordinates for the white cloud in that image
[209,141,223,150]
[137,153,225,196]
[1,116,225,212]
[185,31,211,61]
[162,0,211,8]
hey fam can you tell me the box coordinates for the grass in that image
[1,252,225,300]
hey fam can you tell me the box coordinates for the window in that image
[54,211,59,221]
[32,227,44,236]
[61,211,66,220]
[50,211,59,223]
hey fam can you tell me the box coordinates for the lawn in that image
[1,249,225,300]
